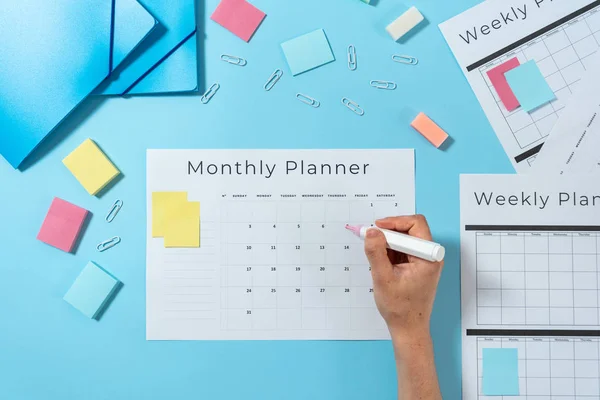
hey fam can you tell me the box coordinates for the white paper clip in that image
[347,45,357,71]
[392,54,418,65]
[221,54,247,66]
[201,83,220,104]
[97,236,121,252]
[105,199,123,223]
[370,80,397,90]
[341,98,365,116]
[264,69,283,91]
[296,93,320,108]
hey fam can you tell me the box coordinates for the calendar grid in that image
[476,334,600,399]
[476,5,600,164]
[472,226,600,327]
[218,195,399,332]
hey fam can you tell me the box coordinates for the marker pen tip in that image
[345,224,361,236]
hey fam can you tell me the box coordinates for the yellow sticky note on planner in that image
[151,192,189,237]
[164,202,200,248]
[63,139,120,196]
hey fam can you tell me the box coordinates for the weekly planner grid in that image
[440,0,600,171]
[146,149,415,340]
[461,175,600,399]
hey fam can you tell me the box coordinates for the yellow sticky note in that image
[151,192,189,237]
[63,139,120,196]
[164,202,200,248]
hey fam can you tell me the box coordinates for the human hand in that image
[364,215,444,344]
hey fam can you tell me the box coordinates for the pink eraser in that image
[410,113,449,148]
[37,197,89,253]
[486,57,521,111]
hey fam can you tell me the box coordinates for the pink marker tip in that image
[345,224,362,237]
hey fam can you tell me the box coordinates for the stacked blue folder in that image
[0,0,198,169]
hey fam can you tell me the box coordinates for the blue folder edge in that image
[1,0,158,169]
[96,0,198,96]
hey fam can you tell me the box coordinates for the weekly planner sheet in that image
[146,150,415,340]
[441,0,600,172]
[461,175,600,399]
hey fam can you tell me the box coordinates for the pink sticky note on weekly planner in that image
[486,57,521,111]
[37,197,89,253]
[211,0,266,42]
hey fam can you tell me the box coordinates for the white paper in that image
[440,0,600,172]
[461,174,600,398]
[146,149,415,340]
[533,52,600,174]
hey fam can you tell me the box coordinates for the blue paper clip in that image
[296,93,320,108]
[201,83,220,104]
[97,236,121,252]
[348,45,357,71]
[106,199,123,223]
[221,54,247,66]
[370,80,397,90]
[264,69,283,91]
[392,54,418,65]
[341,98,364,116]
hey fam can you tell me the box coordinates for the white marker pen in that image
[345,224,445,262]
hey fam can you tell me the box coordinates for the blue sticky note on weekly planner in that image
[281,29,335,76]
[482,348,519,396]
[505,60,555,112]
[64,262,121,320]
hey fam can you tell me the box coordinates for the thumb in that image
[364,229,392,282]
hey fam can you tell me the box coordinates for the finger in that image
[364,228,393,283]
[375,215,433,241]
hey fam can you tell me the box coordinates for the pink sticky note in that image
[487,58,521,111]
[211,0,266,42]
[37,197,89,253]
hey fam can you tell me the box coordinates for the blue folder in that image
[96,0,198,95]
[0,0,157,169]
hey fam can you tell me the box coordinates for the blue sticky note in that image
[482,348,519,396]
[64,262,120,320]
[505,61,556,112]
[281,29,335,76]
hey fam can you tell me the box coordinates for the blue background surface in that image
[0,0,514,398]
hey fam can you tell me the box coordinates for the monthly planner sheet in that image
[461,174,600,399]
[146,150,415,340]
[441,0,600,172]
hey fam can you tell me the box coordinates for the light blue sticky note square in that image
[505,60,556,112]
[483,348,519,396]
[63,262,120,320]
[281,29,335,76]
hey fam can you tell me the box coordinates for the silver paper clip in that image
[347,45,357,71]
[105,200,123,223]
[97,236,121,252]
[201,83,220,104]
[296,93,320,108]
[264,69,283,91]
[370,80,397,90]
[341,98,365,116]
[221,54,247,66]
[392,54,418,65]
